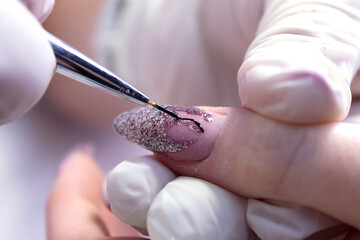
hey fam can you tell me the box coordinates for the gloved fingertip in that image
[147,177,249,240]
[238,54,351,123]
[106,156,176,229]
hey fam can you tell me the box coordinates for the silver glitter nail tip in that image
[114,106,212,153]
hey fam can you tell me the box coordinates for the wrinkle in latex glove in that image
[147,177,250,240]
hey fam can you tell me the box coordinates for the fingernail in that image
[114,106,224,161]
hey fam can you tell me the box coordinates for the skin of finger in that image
[0,1,55,124]
[156,107,360,229]
[147,176,250,240]
[46,149,140,239]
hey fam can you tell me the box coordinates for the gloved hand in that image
[102,106,360,240]
[107,0,360,123]
[0,0,55,124]
[105,156,344,240]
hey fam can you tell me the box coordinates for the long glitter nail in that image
[114,106,213,153]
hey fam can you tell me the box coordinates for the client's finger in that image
[46,146,107,239]
[114,105,360,229]
[147,177,250,240]
[46,146,140,240]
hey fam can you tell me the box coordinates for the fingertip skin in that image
[0,1,55,124]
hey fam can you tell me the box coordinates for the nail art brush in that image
[46,31,203,132]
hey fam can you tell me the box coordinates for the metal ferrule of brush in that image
[47,32,149,106]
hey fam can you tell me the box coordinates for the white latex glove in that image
[103,0,360,123]
[105,156,253,240]
[238,0,360,123]
[105,156,342,240]
[0,0,55,124]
